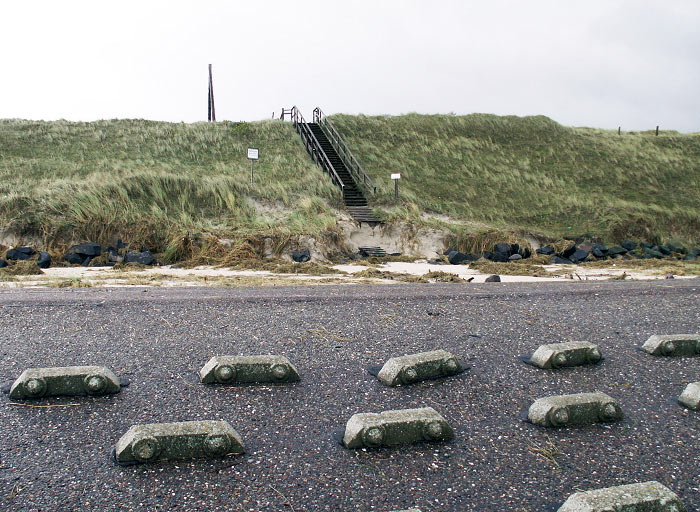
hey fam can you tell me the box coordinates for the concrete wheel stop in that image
[557,481,686,511]
[528,341,603,369]
[8,366,121,399]
[528,392,623,427]
[641,334,700,356]
[342,407,454,449]
[369,350,466,386]
[114,420,245,465]
[199,355,300,385]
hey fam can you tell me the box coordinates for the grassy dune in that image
[0,119,341,252]
[1,114,698,260]
[331,114,700,243]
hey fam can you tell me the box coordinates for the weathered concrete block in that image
[114,420,245,464]
[528,392,623,427]
[678,382,700,410]
[642,334,700,356]
[343,407,454,449]
[529,341,602,369]
[199,355,300,385]
[377,350,463,386]
[9,366,120,399]
[558,481,686,511]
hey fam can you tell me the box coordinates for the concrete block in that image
[558,481,686,511]
[343,407,454,449]
[641,334,700,356]
[528,392,623,427]
[199,355,300,385]
[114,420,245,464]
[678,382,700,410]
[377,350,463,386]
[529,341,602,369]
[9,366,120,399]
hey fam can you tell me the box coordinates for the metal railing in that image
[313,107,376,195]
[288,106,345,191]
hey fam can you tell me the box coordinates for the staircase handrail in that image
[289,106,344,191]
[312,108,376,194]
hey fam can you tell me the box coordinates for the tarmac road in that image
[0,280,699,512]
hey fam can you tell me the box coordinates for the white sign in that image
[247,148,259,160]
[391,173,401,180]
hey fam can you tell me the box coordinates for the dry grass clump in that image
[229,259,344,275]
[422,271,465,282]
[468,260,559,277]
[0,260,43,276]
[354,268,427,282]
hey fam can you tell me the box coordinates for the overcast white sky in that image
[2,1,699,131]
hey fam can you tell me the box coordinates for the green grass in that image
[1,114,699,262]
[0,119,341,252]
[330,113,700,243]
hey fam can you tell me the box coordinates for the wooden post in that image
[618,127,621,136]
[208,64,216,122]
[655,125,659,136]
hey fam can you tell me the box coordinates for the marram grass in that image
[331,113,700,243]
[1,113,699,259]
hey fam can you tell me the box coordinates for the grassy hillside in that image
[0,119,341,253]
[331,113,700,243]
[1,114,698,262]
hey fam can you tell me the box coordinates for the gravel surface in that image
[0,280,699,511]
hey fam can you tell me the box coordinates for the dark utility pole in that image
[208,64,216,122]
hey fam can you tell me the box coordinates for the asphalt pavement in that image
[1,280,699,511]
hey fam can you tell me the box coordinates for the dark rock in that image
[140,244,148,253]
[445,250,459,259]
[291,249,310,263]
[5,249,30,261]
[537,246,555,256]
[482,251,493,260]
[569,249,590,263]
[68,242,101,257]
[490,251,509,263]
[64,252,83,265]
[578,244,593,254]
[658,245,671,256]
[448,251,473,265]
[621,240,637,251]
[627,251,641,259]
[521,248,532,259]
[561,244,577,259]
[510,244,520,256]
[508,254,522,261]
[494,242,511,256]
[550,256,572,264]
[640,241,653,249]
[666,240,686,254]
[611,254,623,259]
[607,245,628,256]
[117,239,128,249]
[484,274,501,283]
[390,252,401,257]
[592,248,606,259]
[685,254,698,261]
[665,273,674,279]
[124,251,155,265]
[16,246,35,255]
[36,252,51,269]
[81,256,92,267]
[592,243,609,254]
[444,249,457,256]
[689,247,700,257]
[0,259,7,268]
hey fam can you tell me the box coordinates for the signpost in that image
[391,173,401,199]
[248,148,259,185]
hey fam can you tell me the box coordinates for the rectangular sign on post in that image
[247,148,259,160]
[391,173,401,180]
